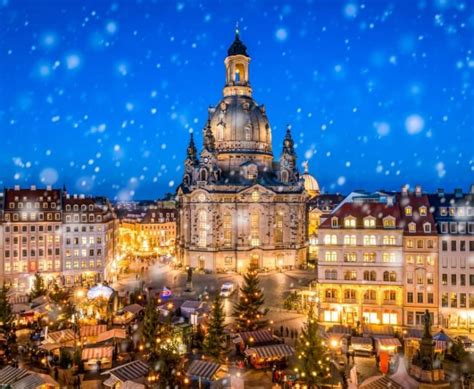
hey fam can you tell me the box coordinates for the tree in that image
[0,284,13,333]
[233,271,268,332]
[142,297,159,352]
[294,304,331,387]
[203,293,227,362]
[153,316,182,387]
[30,273,47,300]
[49,284,69,305]
[449,338,467,362]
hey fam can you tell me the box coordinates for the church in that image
[176,31,319,272]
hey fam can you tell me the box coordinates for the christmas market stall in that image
[403,329,448,360]
[350,337,373,355]
[375,337,401,356]
[244,344,295,369]
[233,329,276,353]
[80,324,108,344]
[81,346,114,371]
[102,360,149,388]
[186,359,224,387]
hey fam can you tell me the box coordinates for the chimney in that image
[79,194,85,199]
[437,188,444,196]
[30,185,36,190]
[46,185,52,191]
[14,185,20,191]
[386,196,394,207]
[415,185,422,197]
[454,188,463,198]
[73,194,77,199]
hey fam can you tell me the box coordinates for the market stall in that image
[81,346,114,371]
[244,344,294,369]
[375,337,401,356]
[233,329,275,353]
[186,359,223,387]
[350,336,373,355]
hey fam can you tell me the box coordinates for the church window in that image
[217,125,224,141]
[250,212,260,247]
[245,126,251,141]
[275,212,283,244]
[198,210,207,247]
[223,214,232,247]
[251,191,260,202]
[281,170,288,183]
[200,169,207,181]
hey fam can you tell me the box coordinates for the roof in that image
[359,375,403,389]
[80,324,108,338]
[186,360,221,380]
[377,338,402,348]
[123,304,144,315]
[397,192,437,235]
[46,329,76,344]
[245,344,295,359]
[327,325,352,335]
[320,201,401,229]
[181,300,203,310]
[301,172,320,194]
[362,325,394,337]
[11,374,44,389]
[96,329,127,343]
[103,360,149,383]
[237,330,273,345]
[227,31,249,57]
[81,346,114,360]
[351,337,373,346]
[0,366,30,385]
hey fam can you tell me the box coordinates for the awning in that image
[236,330,273,345]
[377,338,402,348]
[186,360,221,380]
[11,374,44,389]
[123,304,144,315]
[0,366,30,385]
[102,360,149,383]
[351,337,373,346]
[363,325,394,337]
[81,346,113,361]
[433,331,451,342]
[360,375,403,389]
[327,325,351,335]
[404,328,423,340]
[80,324,108,338]
[39,343,62,352]
[435,340,447,352]
[46,329,76,344]
[245,344,295,359]
[96,329,127,343]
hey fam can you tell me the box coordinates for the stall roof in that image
[0,366,30,385]
[123,304,144,315]
[360,375,402,389]
[11,374,44,389]
[81,346,114,361]
[96,329,127,343]
[245,344,295,359]
[186,360,221,380]
[351,337,373,345]
[46,329,76,344]
[362,325,394,337]
[404,328,423,340]
[80,324,108,338]
[103,360,149,383]
[327,325,352,335]
[433,331,451,342]
[377,338,402,348]
[236,330,273,345]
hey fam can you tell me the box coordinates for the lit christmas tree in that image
[0,284,13,333]
[233,271,268,332]
[142,297,159,353]
[203,293,227,362]
[294,304,331,387]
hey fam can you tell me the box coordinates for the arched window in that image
[217,125,224,141]
[281,170,289,183]
[364,290,377,301]
[275,212,283,244]
[183,175,190,186]
[250,211,259,247]
[234,63,245,83]
[198,210,207,247]
[370,271,377,281]
[383,271,390,282]
[344,289,356,300]
[200,169,207,182]
[223,213,232,247]
[325,289,337,300]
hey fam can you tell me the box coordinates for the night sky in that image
[1,0,473,200]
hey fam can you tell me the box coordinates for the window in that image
[440,207,447,216]
[407,292,414,303]
[325,289,338,300]
[427,272,434,285]
[274,212,283,244]
[363,271,376,281]
[416,270,424,284]
[470,275,474,286]
[405,206,412,216]
[223,213,232,246]
[364,290,376,301]
[383,235,396,245]
[440,223,448,233]
[450,222,458,233]
[344,271,357,281]
[427,239,434,249]
[441,293,448,307]
[451,293,457,308]
[344,217,356,228]
[198,210,207,247]
[406,255,414,264]
[363,235,376,246]
[406,239,414,248]
[408,223,416,233]
[407,272,413,284]
[250,212,259,247]
[419,206,427,216]
[460,240,466,251]
[331,217,338,228]
[344,252,357,262]
[324,270,337,280]
[383,217,395,228]
[461,274,466,286]
[423,223,431,233]
[451,274,456,286]
[363,252,376,263]
[417,293,423,304]
[363,218,375,228]
[442,274,447,286]
[382,253,396,263]
[324,251,337,262]
[451,240,457,251]
[417,240,424,249]
[442,240,448,251]
[324,234,337,245]
[343,235,356,245]
[460,293,467,308]
[383,290,397,302]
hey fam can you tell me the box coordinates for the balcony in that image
[363,299,377,305]
[343,298,357,304]
[383,299,397,305]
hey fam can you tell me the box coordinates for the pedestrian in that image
[286,327,289,337]
[280,325,284,336]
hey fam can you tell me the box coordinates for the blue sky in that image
[0,0,473,199]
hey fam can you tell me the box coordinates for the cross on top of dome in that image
[227,23,249,57]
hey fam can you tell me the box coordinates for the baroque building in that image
[176,31,313,272]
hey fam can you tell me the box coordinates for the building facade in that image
[62,194,117,286]
[176,31,313,272]
[317,194,404,327]
[429,187,474,330]
[1,186,63,291]
[398,187,439,327]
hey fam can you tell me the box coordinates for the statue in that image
[187,267,193,283]
[423,309,432,338]
[185,267,193,292]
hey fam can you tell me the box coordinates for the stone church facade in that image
[176,31,314,272]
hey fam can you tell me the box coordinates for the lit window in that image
[408,223,416,233]
[250,212,259,247]
[405,206,412,216]
[198,210,207,247]
[419,206,427,216]
[344,217,356,228]
[324,251,337,262]
[363,218,375,228]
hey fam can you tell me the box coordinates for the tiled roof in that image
[186,360,221,380]
[104,360,149,383]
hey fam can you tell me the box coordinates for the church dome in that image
[301,172,320,197]
[208,95,272,156]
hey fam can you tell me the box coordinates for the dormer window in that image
[363,217,375,228]
[344,217,356,228]
[423,223,431,233]
[405,206,412,216]
[419,206,427,216]
[247,164,258,180]
[408,222,416,233]
[440,207,447,216]
[331,217,338,228]
[383,217,395,229]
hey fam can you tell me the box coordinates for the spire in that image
[227,24,249,57]
[186,132,198,164]
[283,124,295,155]
[203,120,216,152]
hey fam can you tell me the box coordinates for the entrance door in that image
[250,255,259,270]
[198,256,205,270]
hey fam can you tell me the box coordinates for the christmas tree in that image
[203,293,227,362]
[142,297,159,353]
[0,284,13,333]
[233,270,268,332]
[30,272,47,300]
[294,304,331,387]
[153,316,182,387]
